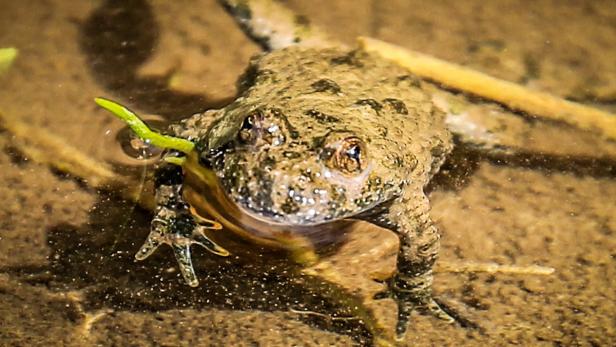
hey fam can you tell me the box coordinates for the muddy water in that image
[1,1,615,346]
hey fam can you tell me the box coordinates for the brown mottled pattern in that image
[174,46,451,226]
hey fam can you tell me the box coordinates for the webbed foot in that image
[136,211,229,287]
[374,272,454,341]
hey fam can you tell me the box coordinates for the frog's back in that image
[237,46,452,183]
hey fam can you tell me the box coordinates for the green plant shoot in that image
[0,47,18,74]
[95,97,195,154]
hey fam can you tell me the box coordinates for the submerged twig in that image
[359,37,616,142]
[436,261,555,275]
[0,112,117,187]
[0,110,154,210]
[289,307,359,321]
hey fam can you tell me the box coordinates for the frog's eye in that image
[238,114,258,144]
[238,111,287,147]
[329,137,367,175]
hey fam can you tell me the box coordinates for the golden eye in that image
[331,137,367,175]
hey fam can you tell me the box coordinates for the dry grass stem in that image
[359,37,616,142]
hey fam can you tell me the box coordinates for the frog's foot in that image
[374,272,455,341]
[135,210,229,287]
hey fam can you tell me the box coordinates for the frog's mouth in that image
[181,151,356,250]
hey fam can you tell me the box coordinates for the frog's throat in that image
[94,97,195,154]
[181,151,352,252]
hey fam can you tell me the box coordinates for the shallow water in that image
[1,1,615,346]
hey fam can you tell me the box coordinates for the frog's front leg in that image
[136,163,229,287]
[368,191,455,340]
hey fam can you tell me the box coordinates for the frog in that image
[92,0,465,342]
[168,48,447,327]
[103,0,616,342]
[59,0,608,343]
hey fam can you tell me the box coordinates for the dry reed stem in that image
[359,37,616,142]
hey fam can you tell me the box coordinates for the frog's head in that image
[95,97,404,227]
[197,104,402,226]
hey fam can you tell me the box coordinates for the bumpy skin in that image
[139,46,454,339]
[176,48,451,224]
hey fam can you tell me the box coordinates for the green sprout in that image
[0,47,18,74]
[163,156,187,166]
[94,97,195,154]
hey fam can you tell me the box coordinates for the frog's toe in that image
[135,230,163,261]
[173,228,229,286]
[425,298,456,323]
[394,298,414,340]
[372,283,416,340]
[394,298,455,340]
[193,227,230,257]
[170,243,199,287]
[135,214,231,287]
[373,274,455,340]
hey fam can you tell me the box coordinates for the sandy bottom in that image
[0,1,615,346]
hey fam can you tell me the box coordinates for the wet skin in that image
[136,46,454,339]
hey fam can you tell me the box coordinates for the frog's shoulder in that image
[243,47,447,125]
[242,46,427,96]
